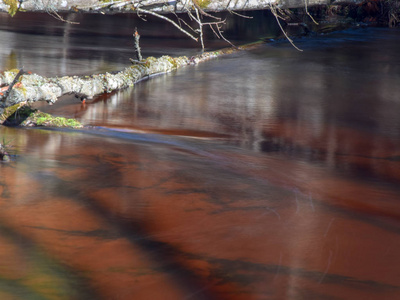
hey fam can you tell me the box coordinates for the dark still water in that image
[1,12,400,300]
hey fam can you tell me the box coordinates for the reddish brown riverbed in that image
[1,13,400,300]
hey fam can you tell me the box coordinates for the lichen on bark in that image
[0,55,189,116]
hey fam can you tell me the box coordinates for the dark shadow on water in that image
[0,222,98,299]
[35,171,220,300]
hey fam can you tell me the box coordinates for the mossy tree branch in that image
[0,43,263,121]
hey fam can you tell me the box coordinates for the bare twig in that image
[136,7,198,41]
[135,7,148,21]
[270,4,303,52]
[207,20,236,48]
[216,23,237,48]
[171,9,183,27]
[178,16,198,33]
[209,24,220,39]
[47,8,80,24]
[273,6,291,21]
[186,6,230,50]
[72,0,244,50]
[228,9,253,19]
[304,0,319,25]
[194,8,205,49]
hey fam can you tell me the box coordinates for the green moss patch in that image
[22,111,83,128]
[1,104,82,128]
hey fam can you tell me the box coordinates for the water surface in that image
[0,13,400,300]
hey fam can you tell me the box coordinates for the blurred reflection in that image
[0,11,280,77]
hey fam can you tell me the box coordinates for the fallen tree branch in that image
[0,42,264,122]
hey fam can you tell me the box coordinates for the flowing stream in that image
[0,12,400,300]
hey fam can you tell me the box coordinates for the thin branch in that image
[72,0,237,50]
[178,16,198,33]
[135,7,148,21]
[47,8,80,24]
[270,4,303,52]
[216,23,237,48]
[273,6,290,21]
[171,8,183,27]
[171,2,197,33]
[136,7,198,41]
[194,8,205,49]
[185,7,196,21]
[187,5,233,50]
[209,24,220,39]
[304,0,319,25]
[228,9,253,19]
